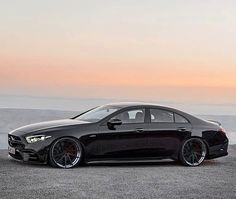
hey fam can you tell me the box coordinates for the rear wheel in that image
[49,137,83,168]
[179,138,207,166]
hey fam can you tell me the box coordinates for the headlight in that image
[25,135,52,144]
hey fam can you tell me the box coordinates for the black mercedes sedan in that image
[8,102,228,168]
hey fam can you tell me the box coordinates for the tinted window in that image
[174,113,189,123]
[112,109,145,124]
[150,109,174,123]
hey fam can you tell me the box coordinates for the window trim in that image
[147,108,190,124]
[174,113,190,124]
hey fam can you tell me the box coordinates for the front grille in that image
[8,134,21,141]
[8,135,25,149]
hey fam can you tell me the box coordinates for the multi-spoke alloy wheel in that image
[49,137,82,168]
[179,138,207,166]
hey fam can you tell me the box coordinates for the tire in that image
[48,137,83,169]
[179,137,207,166]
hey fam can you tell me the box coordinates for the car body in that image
[8,102,228,168]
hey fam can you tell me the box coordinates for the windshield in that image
[75,105,120,122]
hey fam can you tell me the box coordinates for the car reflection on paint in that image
[8,102,228,168]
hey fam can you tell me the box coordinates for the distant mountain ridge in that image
[0,109,235,149]
[1,95,236,115]
[0,108,235,133]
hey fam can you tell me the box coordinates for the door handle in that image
[177,127,187,132]
[136,128,144,133]
[89,134,97,138]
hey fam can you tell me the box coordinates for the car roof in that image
[105,102,208,125]
[106,102,170,109]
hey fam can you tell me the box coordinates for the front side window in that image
[111,109,145,124]
[150,109,174,123]
[75,105,120,122]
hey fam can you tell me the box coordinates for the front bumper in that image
[8,134,48,163]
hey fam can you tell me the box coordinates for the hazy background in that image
[0,0,236,109]
[0,1,235,148]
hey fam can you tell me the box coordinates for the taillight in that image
[218,127,226,136]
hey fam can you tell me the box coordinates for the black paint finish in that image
[8,102,228,164]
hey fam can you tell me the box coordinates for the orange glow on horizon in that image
[0,1,236,104]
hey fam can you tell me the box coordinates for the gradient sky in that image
[0,0,236,106]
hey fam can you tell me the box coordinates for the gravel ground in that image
[0,146,235,199]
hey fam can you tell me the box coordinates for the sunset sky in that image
[0,0,236,111]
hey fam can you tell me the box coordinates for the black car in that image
[8,102,228,168]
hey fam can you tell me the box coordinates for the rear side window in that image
[174,113,189,123]
[150,109,174,123]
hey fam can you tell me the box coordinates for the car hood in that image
[9,119,90,136]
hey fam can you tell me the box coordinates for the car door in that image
[145,108,192,158]
[85,108,150,160]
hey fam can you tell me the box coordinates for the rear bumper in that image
[207,139,229,159]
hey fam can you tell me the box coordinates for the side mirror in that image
[107,119,122,130]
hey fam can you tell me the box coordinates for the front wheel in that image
[179,138,207,166]
[48,137,83,168]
